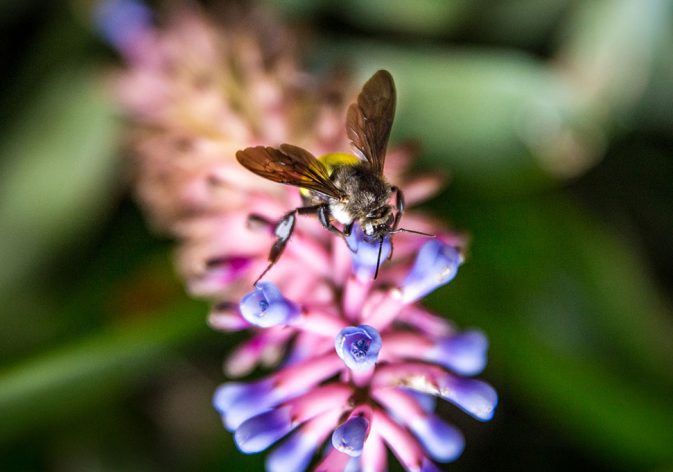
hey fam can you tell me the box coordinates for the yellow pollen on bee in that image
[299,152,360,198]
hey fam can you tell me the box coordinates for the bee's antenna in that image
[374,237,384,279]
[391,228,436,238]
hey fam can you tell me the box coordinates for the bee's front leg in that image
[251,205,322,285]
[391,186,405,230]
[318,205,348,237]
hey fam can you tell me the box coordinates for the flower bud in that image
[332,416,369,457]
[438,377,498,422]
[409,414,464,463]
[421,458,441,472]
[266,431,316,472]
[94,0,152,54]
[345,224,392,280]
[335,325,382,372]
[213,379,280,431]
[400,241,462,303]
[427,330,488,376]
[235,407,293,454]
[239,282,299,328]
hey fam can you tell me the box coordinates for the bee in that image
[237,70,428,284]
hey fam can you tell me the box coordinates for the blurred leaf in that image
[470,0,570,49]
[0,0,42,25]
[0,298,210,443]
[0,4,95,127]
[0,66,121,299]
[632,25,673,133]
[316,41,596,194]
[429,193,673,469]
[314,1,671,194]
[265,0,470,34]
[575,143,673,291]
[0,201,179,364]
[323,0,470,36]
[555,0,673,125]
[259,0,322,18]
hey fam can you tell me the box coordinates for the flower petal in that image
[400,241,462,303]
[409,414,464,463]
[439,378,498,421]
[427,330,489,376]
[335,325,383,372]
[235,407,293,454]
[239,281,299,328]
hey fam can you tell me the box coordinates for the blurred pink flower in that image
[114,5,354,234]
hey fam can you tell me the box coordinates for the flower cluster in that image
[103,1,497,470]
[213,229,497,471]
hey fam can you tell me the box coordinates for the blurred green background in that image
[1,0,673,470]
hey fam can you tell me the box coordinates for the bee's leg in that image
[247,214,274,231]
[296,205,322,216]
[247,205,321,232]
[343,223,353,237]
[391,186,405,230]
[388,186,404,262]
[317,205,346,236]
[252,205,322,285]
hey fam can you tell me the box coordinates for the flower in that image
[210,235,496,470]
[345,226,392,281]
[331,408,371,457]
[239,282,300,328]
[401,240,463,303]
[335,325,382,372]
[94,0,152,55]
[107,3,496,470]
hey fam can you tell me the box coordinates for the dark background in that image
[1,0,672,470]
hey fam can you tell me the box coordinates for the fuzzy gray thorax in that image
[328,164,393,235]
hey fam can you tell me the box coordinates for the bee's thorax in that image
[329,164,392,222]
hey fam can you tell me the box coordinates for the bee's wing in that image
[346,70,396,176]
[236,144,346,199]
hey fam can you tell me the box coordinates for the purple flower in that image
[234,407,293,453]
[239,282,299,328]
[427,330,489,376]
[421,458,442,472]
[400,240,463,303]
[409,414,465,463]
[93,0,152,54]
[439,377,498,422]
[345,224,392,280]
[213,379,281,431]
[332,415,370,457]
[335,325,382,372]
[266,431,318,472]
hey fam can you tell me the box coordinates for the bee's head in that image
[362,206,394,240]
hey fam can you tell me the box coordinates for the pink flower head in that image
[109,3,496,470]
